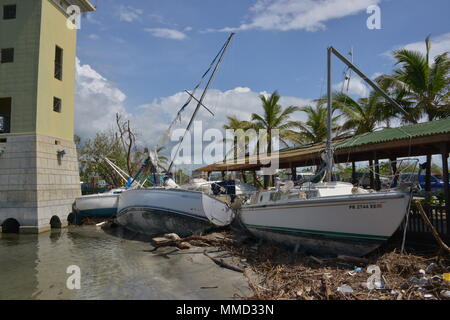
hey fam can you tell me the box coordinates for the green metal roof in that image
[279,117,450,153]
[335,117,450,150]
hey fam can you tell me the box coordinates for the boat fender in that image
[298,192,307,199]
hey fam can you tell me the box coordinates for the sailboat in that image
[116,34,236,237]
[238,47,415,257]
[73,157,146,219]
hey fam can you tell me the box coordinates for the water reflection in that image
[0,225,247,300]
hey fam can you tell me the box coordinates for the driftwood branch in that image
[150,235,235,251]
[337,255,369,265]
[203,250,244,273]
[415,200,450,255]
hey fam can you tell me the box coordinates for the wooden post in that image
[352,161,356,185]
[264,176,269,189]
[369,159,375,189]
[291,164,297,182]
[390,157,398,187]
[241,170,247,183]
[441,144,449,235]
[425,154,432,192]
[374,154,381,191]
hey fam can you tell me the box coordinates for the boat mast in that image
[325,46,408,182]
[326,47,333,182]
[167,33,235,173]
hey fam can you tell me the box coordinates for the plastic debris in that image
[419,269,426,275]
[444,273,450,282]
[402,276,429,288]
[337,285,354,294]
[374,281,385,289]
[441,290,450,299]
[425,263,437,273]
[423,294,434,299]
[354,267,362,273]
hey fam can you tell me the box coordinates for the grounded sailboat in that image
[73,157,146,220]
[116,188,234,237]
[116,33,237,236]
[238,47,415,257]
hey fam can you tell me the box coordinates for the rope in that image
[401,190,414,254]
[158,40,229,147]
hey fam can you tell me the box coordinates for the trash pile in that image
[225,241,450,300]
[147,231,450,300]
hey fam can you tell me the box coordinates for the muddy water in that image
[0,225,249,300]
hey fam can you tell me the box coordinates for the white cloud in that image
[75,61,312,165]
[384,32,450,60]
[133,87,311,150]
[333,77,370,97]
[118,5,143,22]
[88,34,99,40]
[210,0,381,32]
[75,58,129,138]
[144,28,187,40]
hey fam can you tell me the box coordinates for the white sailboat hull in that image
[74,193,120,217]
[116,189,234,237]
[240,191,411,256]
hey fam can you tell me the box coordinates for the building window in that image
[54,46,63,80]
[0,97,12,134]
[3,4,16,20]
[1,48,14,63]
[53,97,62,113]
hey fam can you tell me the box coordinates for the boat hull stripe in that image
[245,224,389,241]
[119,205,208,222]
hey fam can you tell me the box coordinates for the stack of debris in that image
[148,232,450,300]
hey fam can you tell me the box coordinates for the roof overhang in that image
[67,0,96,12]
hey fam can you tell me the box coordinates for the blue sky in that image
[74,0,450,166]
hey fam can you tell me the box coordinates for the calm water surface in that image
[0,225,246,300]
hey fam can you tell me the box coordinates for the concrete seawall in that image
[0,133,81,233]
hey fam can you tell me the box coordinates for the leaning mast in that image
[167,33,235,173]
[325,46,408,182]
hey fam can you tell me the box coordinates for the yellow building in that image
[0,0,95,233]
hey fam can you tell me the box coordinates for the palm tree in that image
[290,103,341,145]
[251,91,301,154]
[154,146,168,172]
[223,115,254,160]
[332,92,392,135]
[251,91,301,187]
[379,36,450,123]
[379,36,450,192]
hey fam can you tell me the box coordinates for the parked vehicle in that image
[400,173,448,190]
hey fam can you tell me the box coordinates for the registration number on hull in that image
[349,203,383,210]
